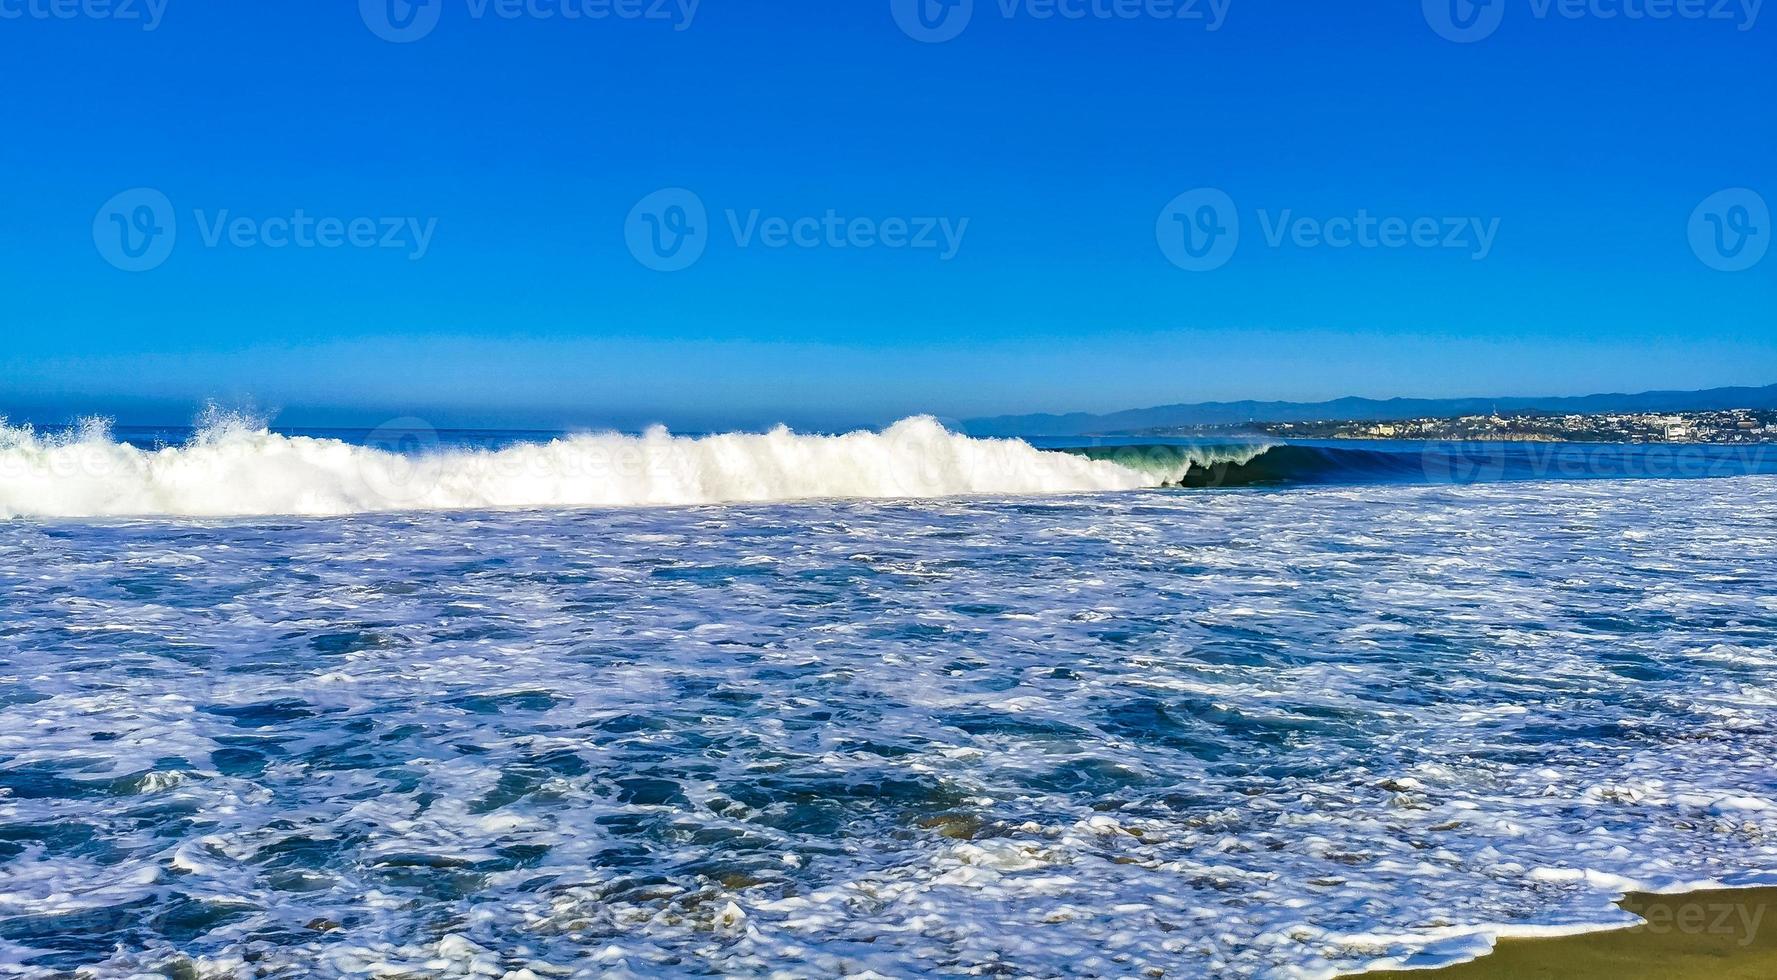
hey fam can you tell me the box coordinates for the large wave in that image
[12,412,1774,519]
[0,415,1255,520]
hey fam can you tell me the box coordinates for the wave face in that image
[1056,442,1280,485]
[0,416,1178,519]
[1067,441,1777,488]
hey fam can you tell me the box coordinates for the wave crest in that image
[0,415,1178,519]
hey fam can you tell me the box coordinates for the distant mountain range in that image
[962,384,1777,437]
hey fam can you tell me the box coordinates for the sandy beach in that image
[1370,888,1777,979]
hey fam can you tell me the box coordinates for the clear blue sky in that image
[1,1,1771,430]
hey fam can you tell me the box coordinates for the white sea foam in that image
[5,477,1777,976]
[0,415,1257,519]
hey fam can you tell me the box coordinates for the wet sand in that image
[1369,888,1777,978]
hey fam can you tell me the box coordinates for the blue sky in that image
[1,1,1771,429]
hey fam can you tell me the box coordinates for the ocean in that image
[3,417,1777,976]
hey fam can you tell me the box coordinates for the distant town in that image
[1150,409,1777,444]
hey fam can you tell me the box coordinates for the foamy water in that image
[4,477,1777,976]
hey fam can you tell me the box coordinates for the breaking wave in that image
[0,415,1258,520]
[11,408,1775,520]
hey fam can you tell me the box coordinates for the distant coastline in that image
[965,383,1777,438]
[1143,408,1777,445]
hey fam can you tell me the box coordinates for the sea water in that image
[3,419,1777,976]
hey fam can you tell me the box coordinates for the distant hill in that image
[961,384,1777,437]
